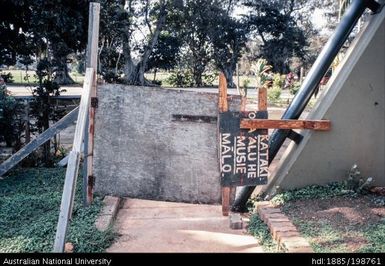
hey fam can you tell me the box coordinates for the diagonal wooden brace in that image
[240,119,331,131]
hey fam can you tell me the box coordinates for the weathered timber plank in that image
[258,87,267,111]
[0,107,79,177]
[257,85,269,142]
[218,73,231,216]
[85,2,100,205]
[218,73,228,113]
[222,187,231,216]
[53,68,94,252]
[57,155,69,167]
[53,151,80,252]
[72,69,94,151]
[240,119,331,131]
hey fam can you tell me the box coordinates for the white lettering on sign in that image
[220,133,233,174]
[247,136,257,179]
[234,136,247,174]
[258,135,269,178]
[247,136,257,161]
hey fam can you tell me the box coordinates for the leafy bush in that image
[101,70,121,83]
[253,59,273,89]
[202,72,217,86]
[346,164,373,194]
[242,78,251,89]
[289,81,301,95]
[267,86,281,104]
[0,83,23,148]
[268,74,283,104]
[0,72,14,83]
[270,182,352,206]
[30,59,66,166]
[166,70,194,87]
[0,168,116,252]
[272,73,284,89]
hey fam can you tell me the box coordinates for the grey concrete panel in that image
[93,85,240,203]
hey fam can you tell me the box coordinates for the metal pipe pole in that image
[232,0,381,212]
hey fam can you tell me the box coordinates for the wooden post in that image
[240,96,247,112]
[53,68,94,252]
[218,73,228,112]
[82,118,89,206]
[222,187,231,216]
[83,2,100,205]
[258,87,267,112]
[218,73,232,216]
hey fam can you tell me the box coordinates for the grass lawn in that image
[2,70,84,85]
[0,167,115,252]
[4,69,260,88]
[282,194,385,253]
[249,183,385,253]
[144,71,260,88]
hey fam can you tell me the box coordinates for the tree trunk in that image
[136,1,167,86]
[223,67,235,88]
[122,33,139,84]
[122,0,167,86]
[137,63,146,85]
[54,56,75,85]
[153,68,157,81]
[193,68,204,87]
[123,53,141,85]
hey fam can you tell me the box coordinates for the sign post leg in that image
[218,73,231,216]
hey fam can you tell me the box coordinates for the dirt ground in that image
[282,194,385,252]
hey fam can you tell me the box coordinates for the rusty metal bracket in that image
[91,97,98,108]
[172,114,217,124]
[88,175,95,187]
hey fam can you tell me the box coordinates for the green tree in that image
[244,0,309,73]
[30,59,65,165]
[0,81,22,148]
[177,0,215,87]
[0,0,33,66]
[0,0,89,84]
[146,33,181,82]
[28,0,89,84]
[98,0,131,82]
[122,0,172,85]
[209,13,248,87]
[98,0,179,85]
[169,0,247,87]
